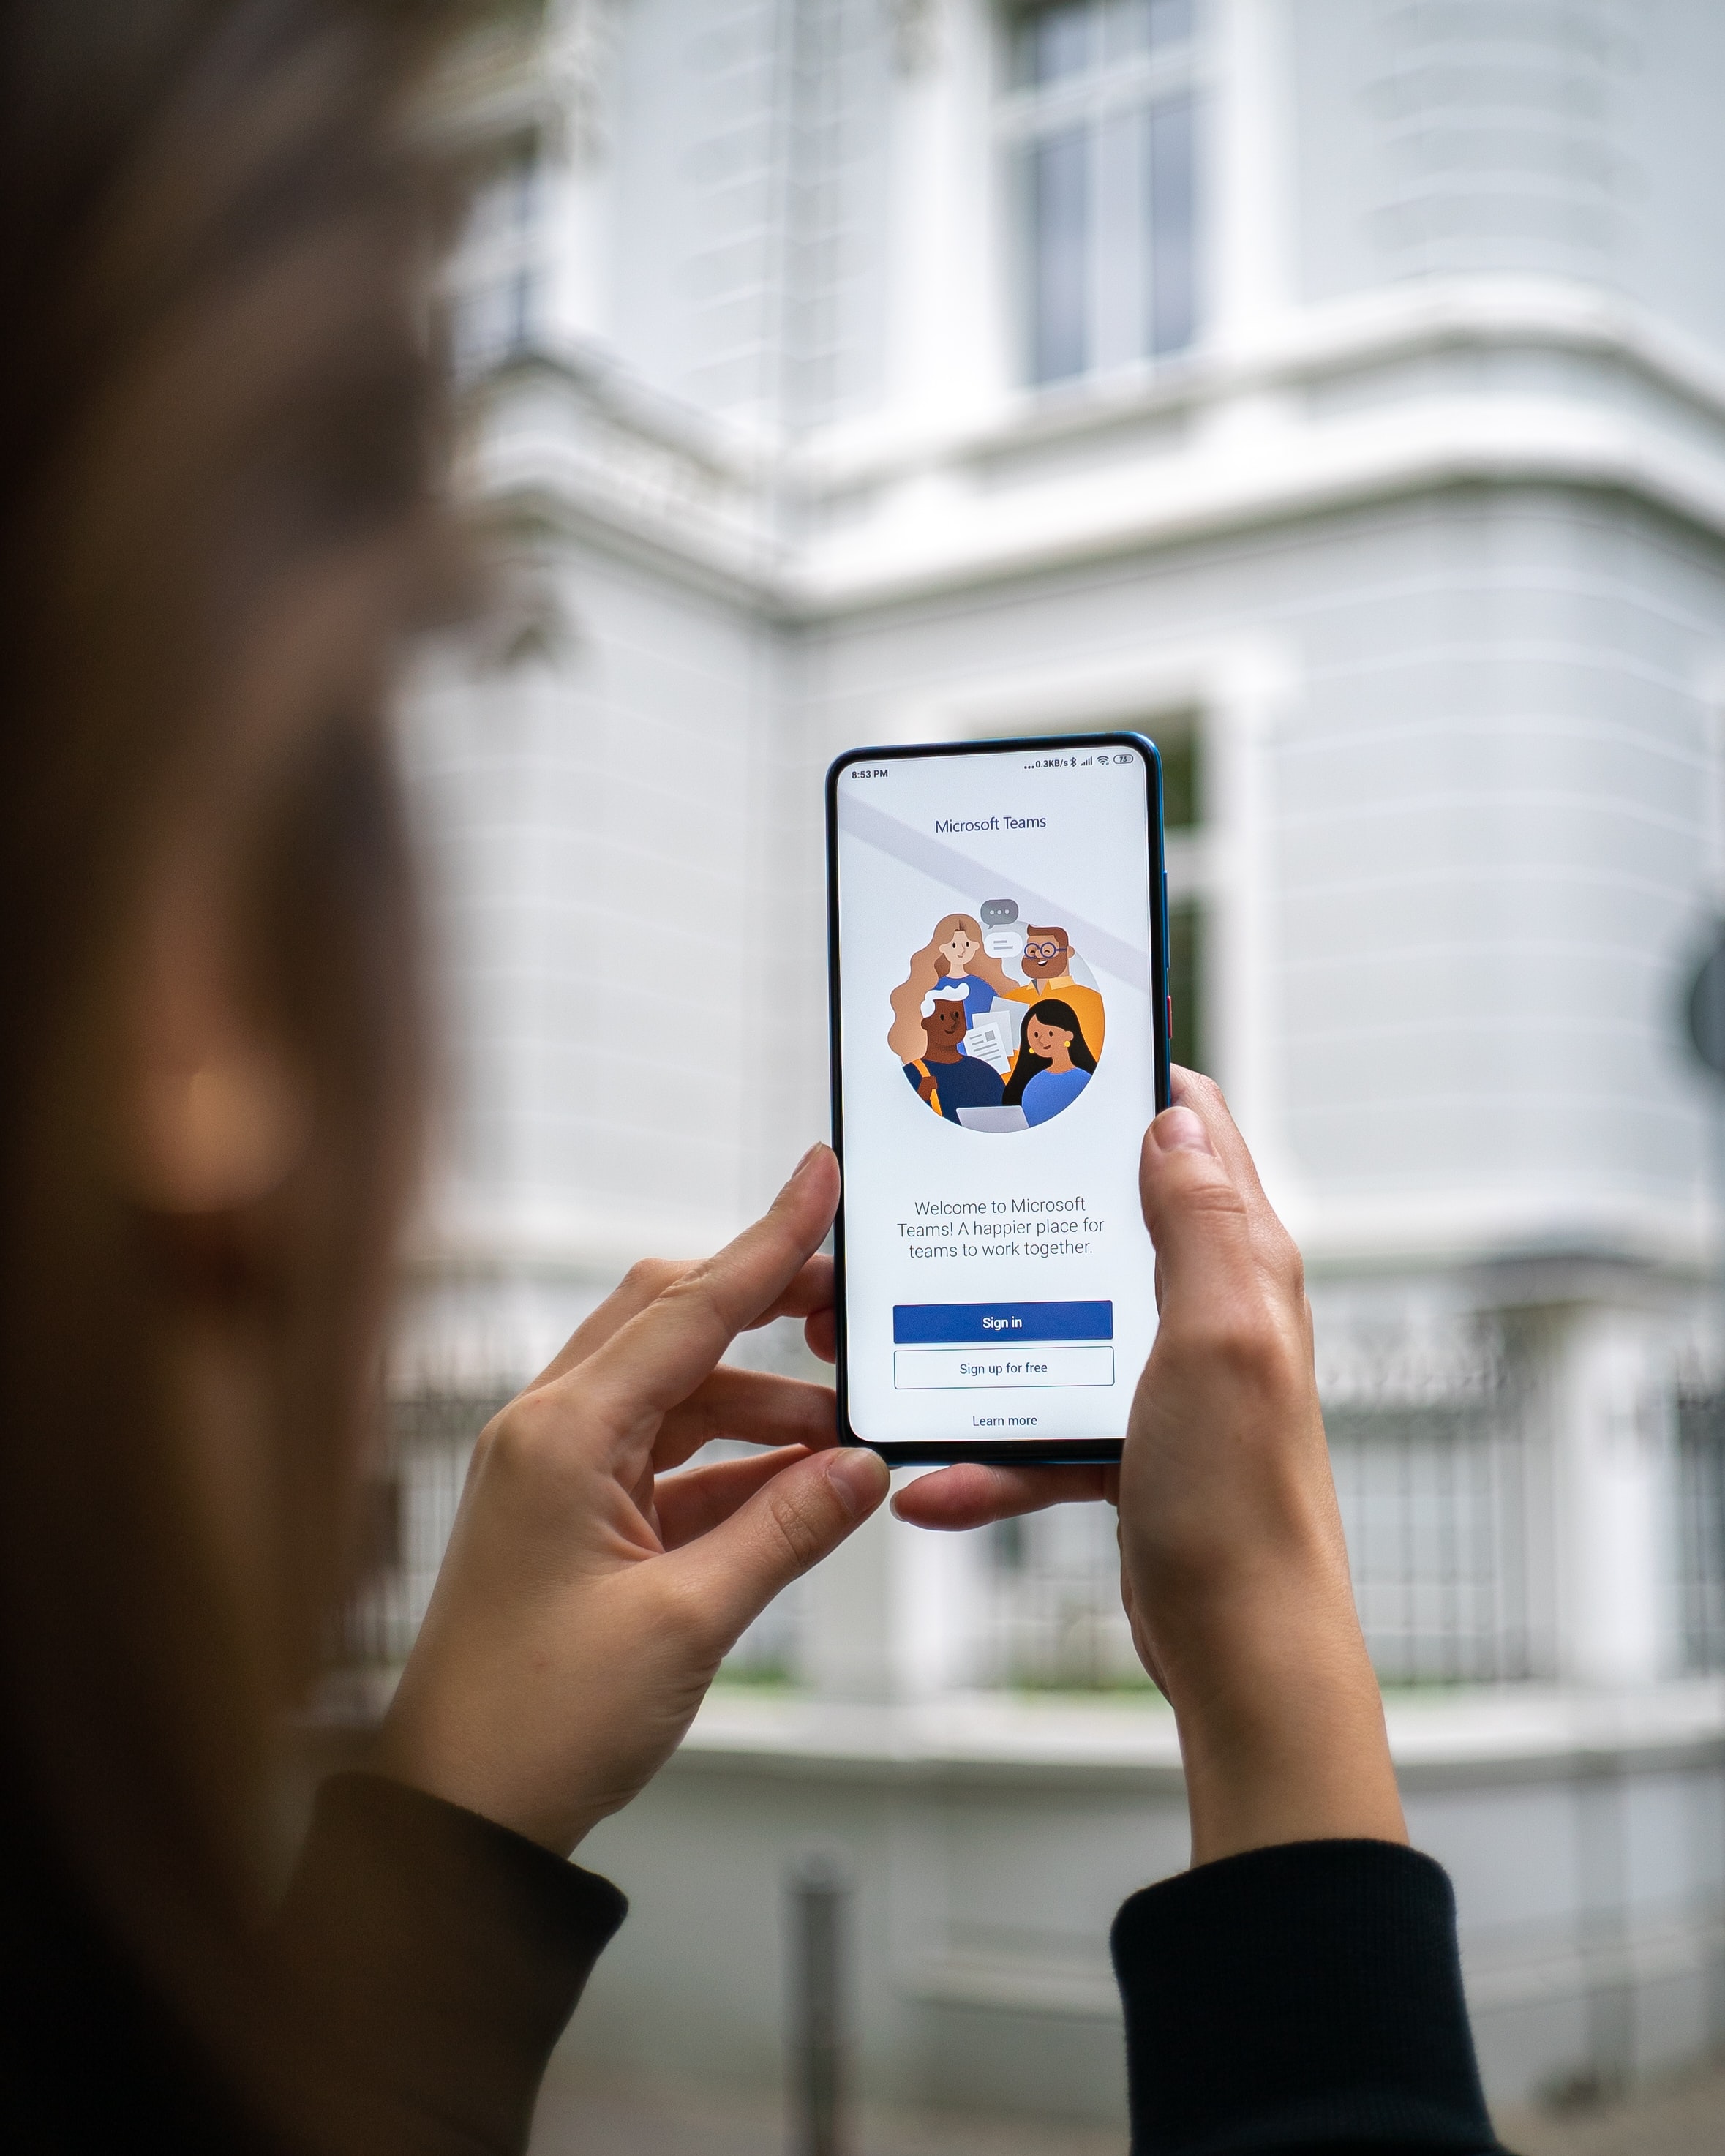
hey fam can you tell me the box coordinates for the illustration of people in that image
[901,985,1007,1122]
[887,913,1021,1064]
[1002,923,1105,1061]
[888,907,1105,1129]
[1001,999,1097,1127]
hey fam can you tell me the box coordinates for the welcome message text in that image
[893,1192,1106,1260]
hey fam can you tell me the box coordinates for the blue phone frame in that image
[824,731,1172,1466]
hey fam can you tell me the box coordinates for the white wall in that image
[1290,0,1725,348]
[403,533,795,1273]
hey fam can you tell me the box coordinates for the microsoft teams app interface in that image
[833,742,1161,1448]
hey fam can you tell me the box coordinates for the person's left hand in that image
[374,1145,885,1855]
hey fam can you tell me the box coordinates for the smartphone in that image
[826,732,1171,1465]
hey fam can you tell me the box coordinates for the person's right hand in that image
[892,1072,1405,1867]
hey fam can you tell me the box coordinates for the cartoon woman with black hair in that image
[1001,999,1097,1126]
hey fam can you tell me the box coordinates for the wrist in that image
[1155,1579,1407,1868]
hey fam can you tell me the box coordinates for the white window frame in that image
[997,0,1204,388]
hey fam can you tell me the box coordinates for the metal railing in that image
[983,1505,1143,1689]
[1327,1397,1530,1683]
[333,1391,506,1670]
[349,1355,1540,1694]
[980,1322,1533,1689]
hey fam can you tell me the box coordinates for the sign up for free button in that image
[894,1345,1116,1391]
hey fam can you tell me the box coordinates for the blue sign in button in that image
[892,1300,1113,1345]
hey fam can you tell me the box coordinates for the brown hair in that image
[887,913,1021,1062]
[0,0,474,2144]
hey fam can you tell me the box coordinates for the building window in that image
[447,140,546,378]
[1677,1390,1725,1670]
[1004,0,1199,387]
[1157,727,1204,1070]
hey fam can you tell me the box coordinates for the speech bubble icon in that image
[984,927,1025,958]
[980,898,1018,928]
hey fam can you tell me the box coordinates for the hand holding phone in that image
[897,1073,1407,1868]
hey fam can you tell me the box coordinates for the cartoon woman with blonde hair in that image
[887,914,1021,1063]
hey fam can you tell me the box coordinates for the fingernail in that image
[1152,1105,1213,1156]
[827,1446,888,1517]
[785,1142,825,1186]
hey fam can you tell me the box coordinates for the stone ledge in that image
[301,1674,1725,1791]
[664,1679,1725,1792]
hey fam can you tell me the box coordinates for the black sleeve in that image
[1111,1839,1503,2156]
[272,1771,626,2156]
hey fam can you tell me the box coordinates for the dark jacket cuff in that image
[1111,1838,1499,2155]
[274,1771,626,2155]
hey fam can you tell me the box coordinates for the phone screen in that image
[827,735,1168,1460]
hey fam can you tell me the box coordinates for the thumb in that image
[1138,1104,1257,1319]
[666,1446,889,1648]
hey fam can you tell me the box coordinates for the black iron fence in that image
[331,1390,507,1671]
[348,1345,1725,1693]
[1327,1396,1530,1683]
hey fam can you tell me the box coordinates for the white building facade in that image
[359,0,1725,2119]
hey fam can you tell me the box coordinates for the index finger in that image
[523,1251,836,1395]
[563,1146,841,1465]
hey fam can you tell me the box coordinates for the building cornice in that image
[465,279,1725,617]
[461,349,782,606]
[790,385,1725,614]
[794,276,1725,489]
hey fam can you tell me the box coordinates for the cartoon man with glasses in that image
[1004,923,1106,1063]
